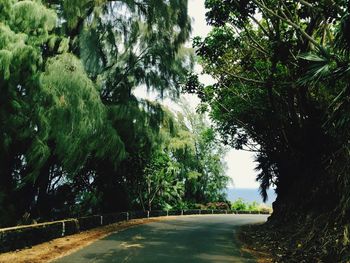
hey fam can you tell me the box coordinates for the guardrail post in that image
[100,215,103,225]
[62,221,66,237]
[166,210,169,216]
[126,212,129,221]
[199,209,201,215]
[181,210,183,216]
[211,209,213,214]
[147,211,150,218]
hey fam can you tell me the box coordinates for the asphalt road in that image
[55,214,268,263]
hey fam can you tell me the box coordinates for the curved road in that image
[55,214,267,263]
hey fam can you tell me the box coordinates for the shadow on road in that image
[55,215,267,263]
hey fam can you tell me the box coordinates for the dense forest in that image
[3,0,350,260]
[0,0,230,227]
[186,0,350,261]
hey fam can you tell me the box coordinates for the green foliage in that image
[138,151,184,211]
[231,198,268,212]
[231,198,247,211]
[0,0,230,227]
[187,0,350,221]
[168,103,230,205]
[0,0,231,227]
[34,53,121,174]
[0,0,59,225]
[12,1,56,37]
[0,49,12,80]
[61,0,95,30]
[129,103,229,211]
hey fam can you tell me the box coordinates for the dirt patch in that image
[0,217,170,263]
[241,247,274,263]
[237,224,275,263]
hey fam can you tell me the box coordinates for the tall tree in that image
[0,0,193,225]
[0,0,123,224]
[166,103,229,205]
[186,0,350,222]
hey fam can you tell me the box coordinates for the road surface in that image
[55,214,267,263]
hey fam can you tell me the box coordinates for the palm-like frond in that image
[298,49,335,86]
[254,153,276,202]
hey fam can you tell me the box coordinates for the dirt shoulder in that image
[237,224,275,263]
[0,217,171,263]
[237,224,276,263]
[237,218,348,263]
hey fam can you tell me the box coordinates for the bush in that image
[206,202,230,210]
[231,198,272,213]
[193,203,207,210]
[247,201,260,212]
[231,198,248,211]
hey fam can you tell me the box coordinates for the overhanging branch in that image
[252,0,322,50]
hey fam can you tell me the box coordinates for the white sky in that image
[135,0,260,189]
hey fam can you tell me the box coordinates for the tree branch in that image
[252,0,322,49]
[248,14,270,37]
[223,70,266,84]
[298,0,313,8]
[242,26,270,56]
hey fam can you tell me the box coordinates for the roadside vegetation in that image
[231,198,272,214]
[186,0,350,261]
[0,0,230,228]
[4,0,350,260]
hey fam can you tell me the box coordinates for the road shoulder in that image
[237,224,275,263]
[0,217,168,263]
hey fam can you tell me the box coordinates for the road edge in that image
[237,224,275,263]
[0,217,169,263]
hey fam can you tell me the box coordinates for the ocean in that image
[225,188,277,205]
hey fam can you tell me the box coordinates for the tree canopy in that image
[186,0,350,221]
[0,0,230,227]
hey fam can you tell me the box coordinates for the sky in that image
[135,0,260,189]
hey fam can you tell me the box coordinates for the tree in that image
[186,0,350,222]
[0,0,193,226]
[167,103,230,205]
[138,151,183,211]
[0,0,121,224]
[60,0,194,215]
[0,0,231,227]
[129,104,230,211]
